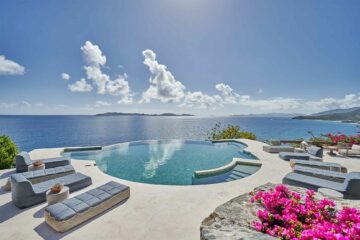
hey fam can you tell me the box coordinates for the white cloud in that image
[95,101,112,107]
[61,73,70,80]
[179,91,222,109]
[258,89,263,94]
[215,83,244,104]
[78,41,133,103]
[0,55,25,75]
[80,41,106,67]
[84,65,108,94]
[106,76,133,104]
[306,94,360,110]
[140,49,186,103]
[239,97,302,111]
[68,78,93,92]
[19,101,31,108]
[0,101,31,109]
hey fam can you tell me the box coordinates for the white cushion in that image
[352,144,360,150]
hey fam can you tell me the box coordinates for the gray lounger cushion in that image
[279,152,311,161]
[289,159,347,173]
[263,145,294,153]
[11,173,92,208]
[16,151,71,173]
[307,146,323,158]
[279,145,323,161]
[45,181,130,232]
[4,165,75,191]
[283,172,360,199]
[293,165,347,183]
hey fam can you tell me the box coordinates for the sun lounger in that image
[263,145,294,153]
[339,144,360,157]
[44,181,130,232]
[283,172,360,199]
[293,165,347,183]
[279,145,323,161]
[3,165,75,191]
[289,159,347,173]
[11,173,92,208]
[16,151,71,173]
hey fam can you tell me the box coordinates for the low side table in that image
[46,186,69,205]
[318,188,343,199]
[28,163,45,171]
[327,146,338,156]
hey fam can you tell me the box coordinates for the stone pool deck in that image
[0,139,359,240]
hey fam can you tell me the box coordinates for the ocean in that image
[0,115,358,151]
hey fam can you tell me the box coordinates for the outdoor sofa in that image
[289,159,347,173]
[339,144,360,157]
[283,172,360,199]
[16,151,70,173]
[279,145,323,161]
[11,173,92,208]
[3,165,75,191]
[45,181,130,232]
[263,145,294,153]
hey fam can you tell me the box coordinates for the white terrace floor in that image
[0,139,359,240]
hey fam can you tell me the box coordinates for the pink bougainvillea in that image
[325,133,360,147]
[250,185,360,239]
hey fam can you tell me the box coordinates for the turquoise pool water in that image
[63,140,257,185]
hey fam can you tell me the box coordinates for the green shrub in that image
[0,135,19,169]
[208,122,256,140]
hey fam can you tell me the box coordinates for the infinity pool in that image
[63,140,257,185]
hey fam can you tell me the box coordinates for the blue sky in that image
[0,0,360,116]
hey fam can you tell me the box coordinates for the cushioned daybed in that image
[3,165,75,191]
[293,165,347,183]
[339,144,360,157]
[263,145,294,153]
[45,181,130,232]
[16,151,71,173]
[11,173,92,208]
[283,172,360,199]
[289,159,347,173]
[279,146,323,161]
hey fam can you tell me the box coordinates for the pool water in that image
[63,140,257,185]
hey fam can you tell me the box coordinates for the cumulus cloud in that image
[306,94,360,110]
[68,78,93,92]
[0,55,25,75]
[215,83,245,104]
[61,73,70,80]
[79,41,133,103]
[80,41,106,67]
[140,49,186,103]
[179,91,222,109]
[95,101,112,107]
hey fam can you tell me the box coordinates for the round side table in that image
[46,186,69,205]
[28,164,45,171]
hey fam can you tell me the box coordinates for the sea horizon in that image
[1,115,357,152]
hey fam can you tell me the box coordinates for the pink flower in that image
[250,185,360,240]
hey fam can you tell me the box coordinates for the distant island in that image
[293,107,360,122]
[96,112,195,117]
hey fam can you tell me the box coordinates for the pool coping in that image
[194,158,262,178]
